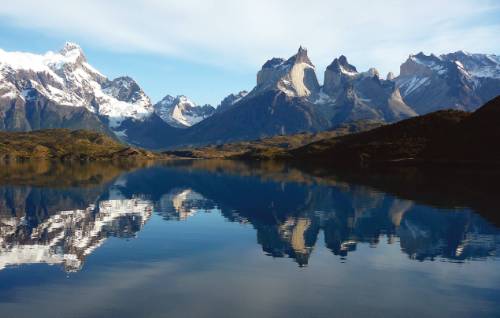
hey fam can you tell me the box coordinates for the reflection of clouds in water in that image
[1,170,499,273]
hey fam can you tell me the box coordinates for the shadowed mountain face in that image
[153,50,417,149]
[0,160,498,271]
[2,44,499,150]
[396,52,500,114]
[165,90,332,148]
[0,43,163,144]
[289,96,500,166]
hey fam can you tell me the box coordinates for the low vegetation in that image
[0,129,157,161]
[288,96,500,166]
[163,121,382,159]
[165,95,500,167]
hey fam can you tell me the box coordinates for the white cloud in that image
[0,0,499,76]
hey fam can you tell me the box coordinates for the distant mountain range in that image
[1,43,499,149]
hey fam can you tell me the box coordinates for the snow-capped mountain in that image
[216,90,248,113]
[441,51,500,79]
[0,42,156,140]
[395,51,500,114]
[155,48,416,148]
[154,95,215,128]
[320,55,417,125]
[1,43,499,150]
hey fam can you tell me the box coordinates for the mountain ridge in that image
[1,43,499,150]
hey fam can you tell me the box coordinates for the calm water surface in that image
[0,161,498,318]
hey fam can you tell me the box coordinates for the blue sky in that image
[1,0,499,105]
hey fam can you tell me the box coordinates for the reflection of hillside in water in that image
[224,188,499,266]
[125,162,500,266]
[0,160,499,272]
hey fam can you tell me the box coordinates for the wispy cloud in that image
[0,0,499,75]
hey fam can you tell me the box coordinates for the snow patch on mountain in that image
[442,52,500,79]
[0,42,153,139]
[215,91,249,113]
[154,95,215,128]
[398,76,430,96]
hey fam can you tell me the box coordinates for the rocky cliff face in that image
[102,76,152,106]
[254,46,320,98]
[153,49,417,148]
[395,51,500,114]
[319,55,416,126]
[154,95,215,128]
[323,55,359,96]
[215,91,248,114]
[2,43,499,150]
[0,43,168,144]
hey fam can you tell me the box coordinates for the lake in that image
[0,160,499,318]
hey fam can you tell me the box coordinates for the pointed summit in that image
[286,46,314,67]
[102,76,151,106]
[326,55,358,75]
[154,94,215,128]
[255,47,319,97]
[59,42,86,63]
[324,55,359,96]
[60,42,82,53]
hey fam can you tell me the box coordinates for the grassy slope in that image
[163,121,382,159]
[0,129,157,161]
[288,96,500,166]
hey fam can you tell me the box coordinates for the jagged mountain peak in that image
[326,55,358,76]
[262,57,286,69]
[175,95,192,103]
[400,52,446,78]
[397,50,500,114]
[49,42,88,68]
[102,76,152,107]
[154,94,215,128]
[60,42,84,58]
[157,94,175,104]
[321,54,415,124]
[255,47,320,98]
[362,67,380,78]
[0,42,155,140]
[216,90,248,113]
[323,55,359,95]
[411,51,441,60]
[286,46,314,67]
[441,51,500,79]
[261,47,314,70]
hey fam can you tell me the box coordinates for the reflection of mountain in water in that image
[228,190,499,266]
[156,188,216,221]
[0,181,153,272]
[0,161,499,271]
[120,164,500,267]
